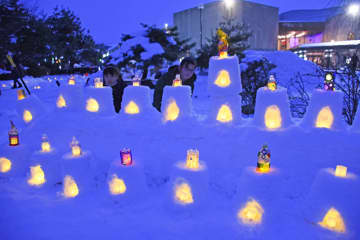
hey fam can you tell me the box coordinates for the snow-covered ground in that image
[0,54,359,240]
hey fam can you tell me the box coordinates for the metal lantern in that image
[257,144,271,173]
[8,121,19,146]
[120,148,132,166]
[172,74,182,87]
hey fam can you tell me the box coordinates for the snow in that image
[279,7,343,23]
[299,40,360,49]
[161,85,193,122]
[0,51,359,239]
[0,69,11,74]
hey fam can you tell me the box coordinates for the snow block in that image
[351,105,360,132]
[207,96,243,125]
[84,87,116,116]
[302,168,360,237]
[253,87,293,130]
[55,85,85,112]
[15,94,47,125]
[0,144,30,179]
[161,85,193,123]
[301,89,346,131]
[208,56,242,97]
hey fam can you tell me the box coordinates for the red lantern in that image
[120,148,132,166]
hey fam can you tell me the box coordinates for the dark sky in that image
[32,0,334,45]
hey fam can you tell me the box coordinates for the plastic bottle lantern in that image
[267,74,277,91]
[324,72,335,91]
[257,145,271,173]
[217,28,228,59]
[71,137,82,157]
[41,134,51,153]
[8,121,19,146]
[186,149,200,169]
[172,74,182,87]
[120,148,132,166]
[17,89,26,100]
[94,77,103,88]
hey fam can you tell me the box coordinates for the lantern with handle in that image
[257,144,271,173]
[8,121,19,146]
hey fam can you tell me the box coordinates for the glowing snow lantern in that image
[238,199,264,225]
[324,72,335,91]
[257,145,271,173]
[217,28,228,59]
[94,77,103,88]
[63,175,79,198]
[56,94,66,108]
[318,208,346,233]
[267,74,277,91]
[68,76,75,85]
[23,110,33,123]
[186,149,200,170]
[216,104,233,123]
[174,182,194,205]
[41,134,51,153]
[27,165,46,186]
[264,105,282,129]
[316,106,334,129]
[8,121,19,146]
[0,157,11,173]
[17,89,26,100]
[214,70,231,87]
[71,137,82,157]
[172,74,182,87]
[109,174,127,195]
[86,98,99,112]
[125,101,140,114]
[120,148,132,166]
[335,165,347,178]
[164,99,180,122]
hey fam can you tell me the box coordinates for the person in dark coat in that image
[10,64,23,89]
[103,65,128,113]
[350,52,359,72]
[153,57,196,112]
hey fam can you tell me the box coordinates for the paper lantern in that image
[125,101,140,114]
[318,208,346,233]
[164,99,180,122]
[94,77,103,88]
[27,165,46,186]
[335,165,347,178]
[316,106,334,129]
[0,157,11,173]
[8,121,19,146]
[41,134,51,153]
[86,98,99,112]
[214,70,231,88]
[17,89,26,100]
[120,148,132,166]
[172,74,182,87]
[237,199,264,225]
[56,94,66,108]
[264,105,282,129]
[71,137,82,157]
[109,174,127,195]
[257,145,271,173]
[174,181,194,205]
[186,149,199,170]
[63,175,79,198]
[324,73,335,91]
[216,104,233,123]
[23,110,33,123]
[267,74,277,91]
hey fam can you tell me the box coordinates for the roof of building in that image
[279,7,344,23]
[297,40,360,50]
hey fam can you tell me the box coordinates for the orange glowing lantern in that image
[267,74,277,91]
[63,175,79,198]
[264,105,282,129]
[120,148,132,166]
[238,199,264,225]
[109,174,127,195]
[23,110,33,123]
[8,121,19,146]
[94,77,103,88]
[86,98,99,112]
[41,134,51,153]
[316,106,334,129]
[0,157,11,173]
[216,104,233,123]
[172,74,182,87]
[68,76,75,85]
[27,165,46,186]
[132,76,141,86]
[17,89,26,100]
[335,165,347,178]
[217,28,228,59]
[125,101,140,114]
[71,137,82,157]
[56,94,66,108]
[318,208,346,233]
[174,181,194,205]
[164,99,180,122]
[214,70,231,87]
[186,149,199,170]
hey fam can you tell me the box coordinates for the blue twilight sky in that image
[30,0,335,45]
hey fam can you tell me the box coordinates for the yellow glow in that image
[0,157,11,173]
[109,174,127,195]
[10,136,19,146]
[214,70,231,87]
[238,199,264,225]
[335,165,347,178]
[23,110,33,123]
[68,78,75,85]
[326,73,333,81]
[133,81,140,86]
[94,78,103,88]
[186,149,199,170]
[267,82,277,91]
[256,162,270,173]
[41,142,51,153]
[27,165,46,186]
[265,105,282,129]
[86,98,99,112]
[216,104,233,123]
[318,208,346,233]
[125,101,140,114]
[219,51,228,59]
[172,79,182,87]
[17,89,26,100]
[316,106,334,129]
[63,175,79,198]
[174,182,194,204]
[72,146,81,157]
[164,100,180,122]
[56,95,66,108]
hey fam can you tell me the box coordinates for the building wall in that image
[323,13,360,42]
[173,0,278,52]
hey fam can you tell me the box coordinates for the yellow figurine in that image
[217,28,229,58]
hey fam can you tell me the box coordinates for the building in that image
[173,0,279,51]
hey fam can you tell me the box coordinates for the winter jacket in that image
[110,79,128,113]
[153,65,196,111]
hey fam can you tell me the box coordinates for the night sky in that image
[31,0,334,45]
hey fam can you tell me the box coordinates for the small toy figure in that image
[217,28,229,58]
[257,144,271,173]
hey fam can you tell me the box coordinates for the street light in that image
[348,4,359,16]
[224,0,234,9]
[198,4,204,49]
